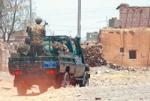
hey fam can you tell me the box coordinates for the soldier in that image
[29,17,46,56]
[17,38,31,56]
[59,42,69,53]
[31,17,46,37]
[52,41,69,55]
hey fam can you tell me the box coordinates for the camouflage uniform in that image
[31,24,45,37]
[29,18,45,56]
[52,42,69,55]
[17,37,31,56]
[17,43,30,56]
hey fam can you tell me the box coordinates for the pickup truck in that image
[8,35,90,95]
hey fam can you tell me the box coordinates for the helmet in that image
[35,17,42,24]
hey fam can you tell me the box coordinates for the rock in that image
[76,95,81,97]
[104,70,110,73]
[1,87,11,90]
[95,97,102,100]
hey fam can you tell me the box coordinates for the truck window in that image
[43,39,70,55]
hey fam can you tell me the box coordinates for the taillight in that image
[14,69,22,76]
[47,69,57,75]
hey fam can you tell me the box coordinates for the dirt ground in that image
[0,66,150,101]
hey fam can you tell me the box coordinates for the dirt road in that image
[0,66,150,101]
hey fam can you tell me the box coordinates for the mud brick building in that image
[117,3,150,28]
[100,28,150,68]
[9,30,28,43]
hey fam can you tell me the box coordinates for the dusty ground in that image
[0,66,150,101]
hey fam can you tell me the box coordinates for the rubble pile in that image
[107,63,139,71]
[82,41,107,67]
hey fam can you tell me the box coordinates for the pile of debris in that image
[82,41,107,67]
[107,63,128,71]
[107,63,147,71]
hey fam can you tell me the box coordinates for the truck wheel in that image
[79,80,85,87]
[17,85,27,96]
[39,85,48,93]
[53,75,62,89]
[61,72,70,87]
[79,72,89,87]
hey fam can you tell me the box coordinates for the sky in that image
[33,0,150,40]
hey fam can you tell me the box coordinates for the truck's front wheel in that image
[79,72,90,87]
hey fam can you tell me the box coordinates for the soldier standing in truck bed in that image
[31,18,45,37]
[29,17,46,56]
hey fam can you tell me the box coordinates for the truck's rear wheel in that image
[15,77,27,96]
[39,86,48,93]
[17,85,27,96]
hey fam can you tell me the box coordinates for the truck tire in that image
[17,85,27,96]
[53,75,62,89]
[15,77,27,96]
[61,72,70,87]
[79,72,89,87]
[39,81,49,93]
[79,80,85,87]
[39,86,48,93]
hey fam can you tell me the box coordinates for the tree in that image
[0,0,33,42]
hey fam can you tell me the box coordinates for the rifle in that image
[44,21,48,27]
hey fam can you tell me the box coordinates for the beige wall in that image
[119,6,150,28]
[100,28,150,68]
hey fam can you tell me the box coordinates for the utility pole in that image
[30,0,32,25]
[77,0,81,37]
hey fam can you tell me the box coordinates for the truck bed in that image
[8,55,75,75]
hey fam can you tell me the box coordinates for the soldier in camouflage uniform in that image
[31,18,45,37]
[29,17,46,56]
[17,38,31,56]
[52,41,69,55]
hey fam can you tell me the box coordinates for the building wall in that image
[118,4,150,28]
[86,32,99,41]
[109,17,120,28]
[10,31,27,42]
[100,28,150,68]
